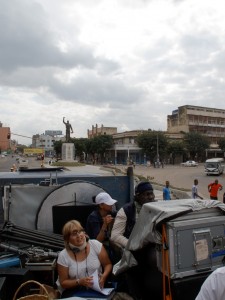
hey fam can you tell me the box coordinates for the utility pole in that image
[156,133,159,167]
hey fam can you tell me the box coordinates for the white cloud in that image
[1,0,225,145]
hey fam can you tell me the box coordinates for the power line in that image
[11,133,32,139]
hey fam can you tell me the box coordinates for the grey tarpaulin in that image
[114,199,225,275]
[5,182,105,231]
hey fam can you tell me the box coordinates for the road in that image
[130,164,225,201]
[0,156,224,201]
[0,155,43,171]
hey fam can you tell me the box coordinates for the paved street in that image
[1,156,225,201]
[129,163,225,201]
[65,163,225,201]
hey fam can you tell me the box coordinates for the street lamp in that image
[156,133,160,167]
[40,139,45,167]
[127,146,130,165]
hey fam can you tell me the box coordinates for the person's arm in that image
[163,188,166,200]
[110,208,128,248]
[193,186,203,200]
[208,184,211,192]
[57,254,93,289]
[96,215,114,242]
[98,245,113,289]
[197,194,203,199]
[58,263,94,289]
[86,213,114,242]
[196,191,203,200]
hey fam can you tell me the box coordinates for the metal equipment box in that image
[157,209,225,279]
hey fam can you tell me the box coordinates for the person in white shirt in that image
[57,220,112,298]
[195,266,225,300]
[192,179,203,199]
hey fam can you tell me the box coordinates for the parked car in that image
[181,160,198,167]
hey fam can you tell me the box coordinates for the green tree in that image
[166,141,186,164]
[86,135,113,164]
[85,138,96,163]
[136,131,168,162]
[16,144,28,154]
[53,140,63,158]
[183,132,210,161]
[218,138,225,152]
[73,138,89,162]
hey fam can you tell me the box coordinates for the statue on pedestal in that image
[63,117,73,142]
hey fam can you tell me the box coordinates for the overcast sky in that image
[1,0,225,145]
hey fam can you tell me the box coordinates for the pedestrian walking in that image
[192,179,203,199]
[163,180,171,200]
[208,179,223,200]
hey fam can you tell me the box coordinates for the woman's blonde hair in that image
[62,220,84,244]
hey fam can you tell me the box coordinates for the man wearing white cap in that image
[86,192,117,246]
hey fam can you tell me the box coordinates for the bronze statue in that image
[63,117,73,142]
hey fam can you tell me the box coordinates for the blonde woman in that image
[56,220,112,298]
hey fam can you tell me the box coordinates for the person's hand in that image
[79,276,93,288]
[103,215,114,226]
[98,274,106,289]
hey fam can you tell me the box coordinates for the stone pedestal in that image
[61,143,75,161]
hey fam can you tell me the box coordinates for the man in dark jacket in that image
[111,181,158,299]
[110,181,156,249]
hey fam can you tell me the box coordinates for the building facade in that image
[167,105,225,146]
[87,124,117,138]
[0,122,10,152]
[111,130,144,165]
[32,131,62,157]
[167,105,225,158]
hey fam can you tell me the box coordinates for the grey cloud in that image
[180,32,220,61]
[50,73,144,108]
[0,0,119,73]
[0,64,143,108]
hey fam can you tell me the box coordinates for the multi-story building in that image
[0,122,10,152]
[32,130,62,157]
[167,105,225,146]
[167,105,225,157]
[87,124,117,138]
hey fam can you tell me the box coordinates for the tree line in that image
[53,131,225,164]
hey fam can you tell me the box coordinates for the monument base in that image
[61,143,75,161]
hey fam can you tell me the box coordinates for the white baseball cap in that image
[95,192,117,206]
